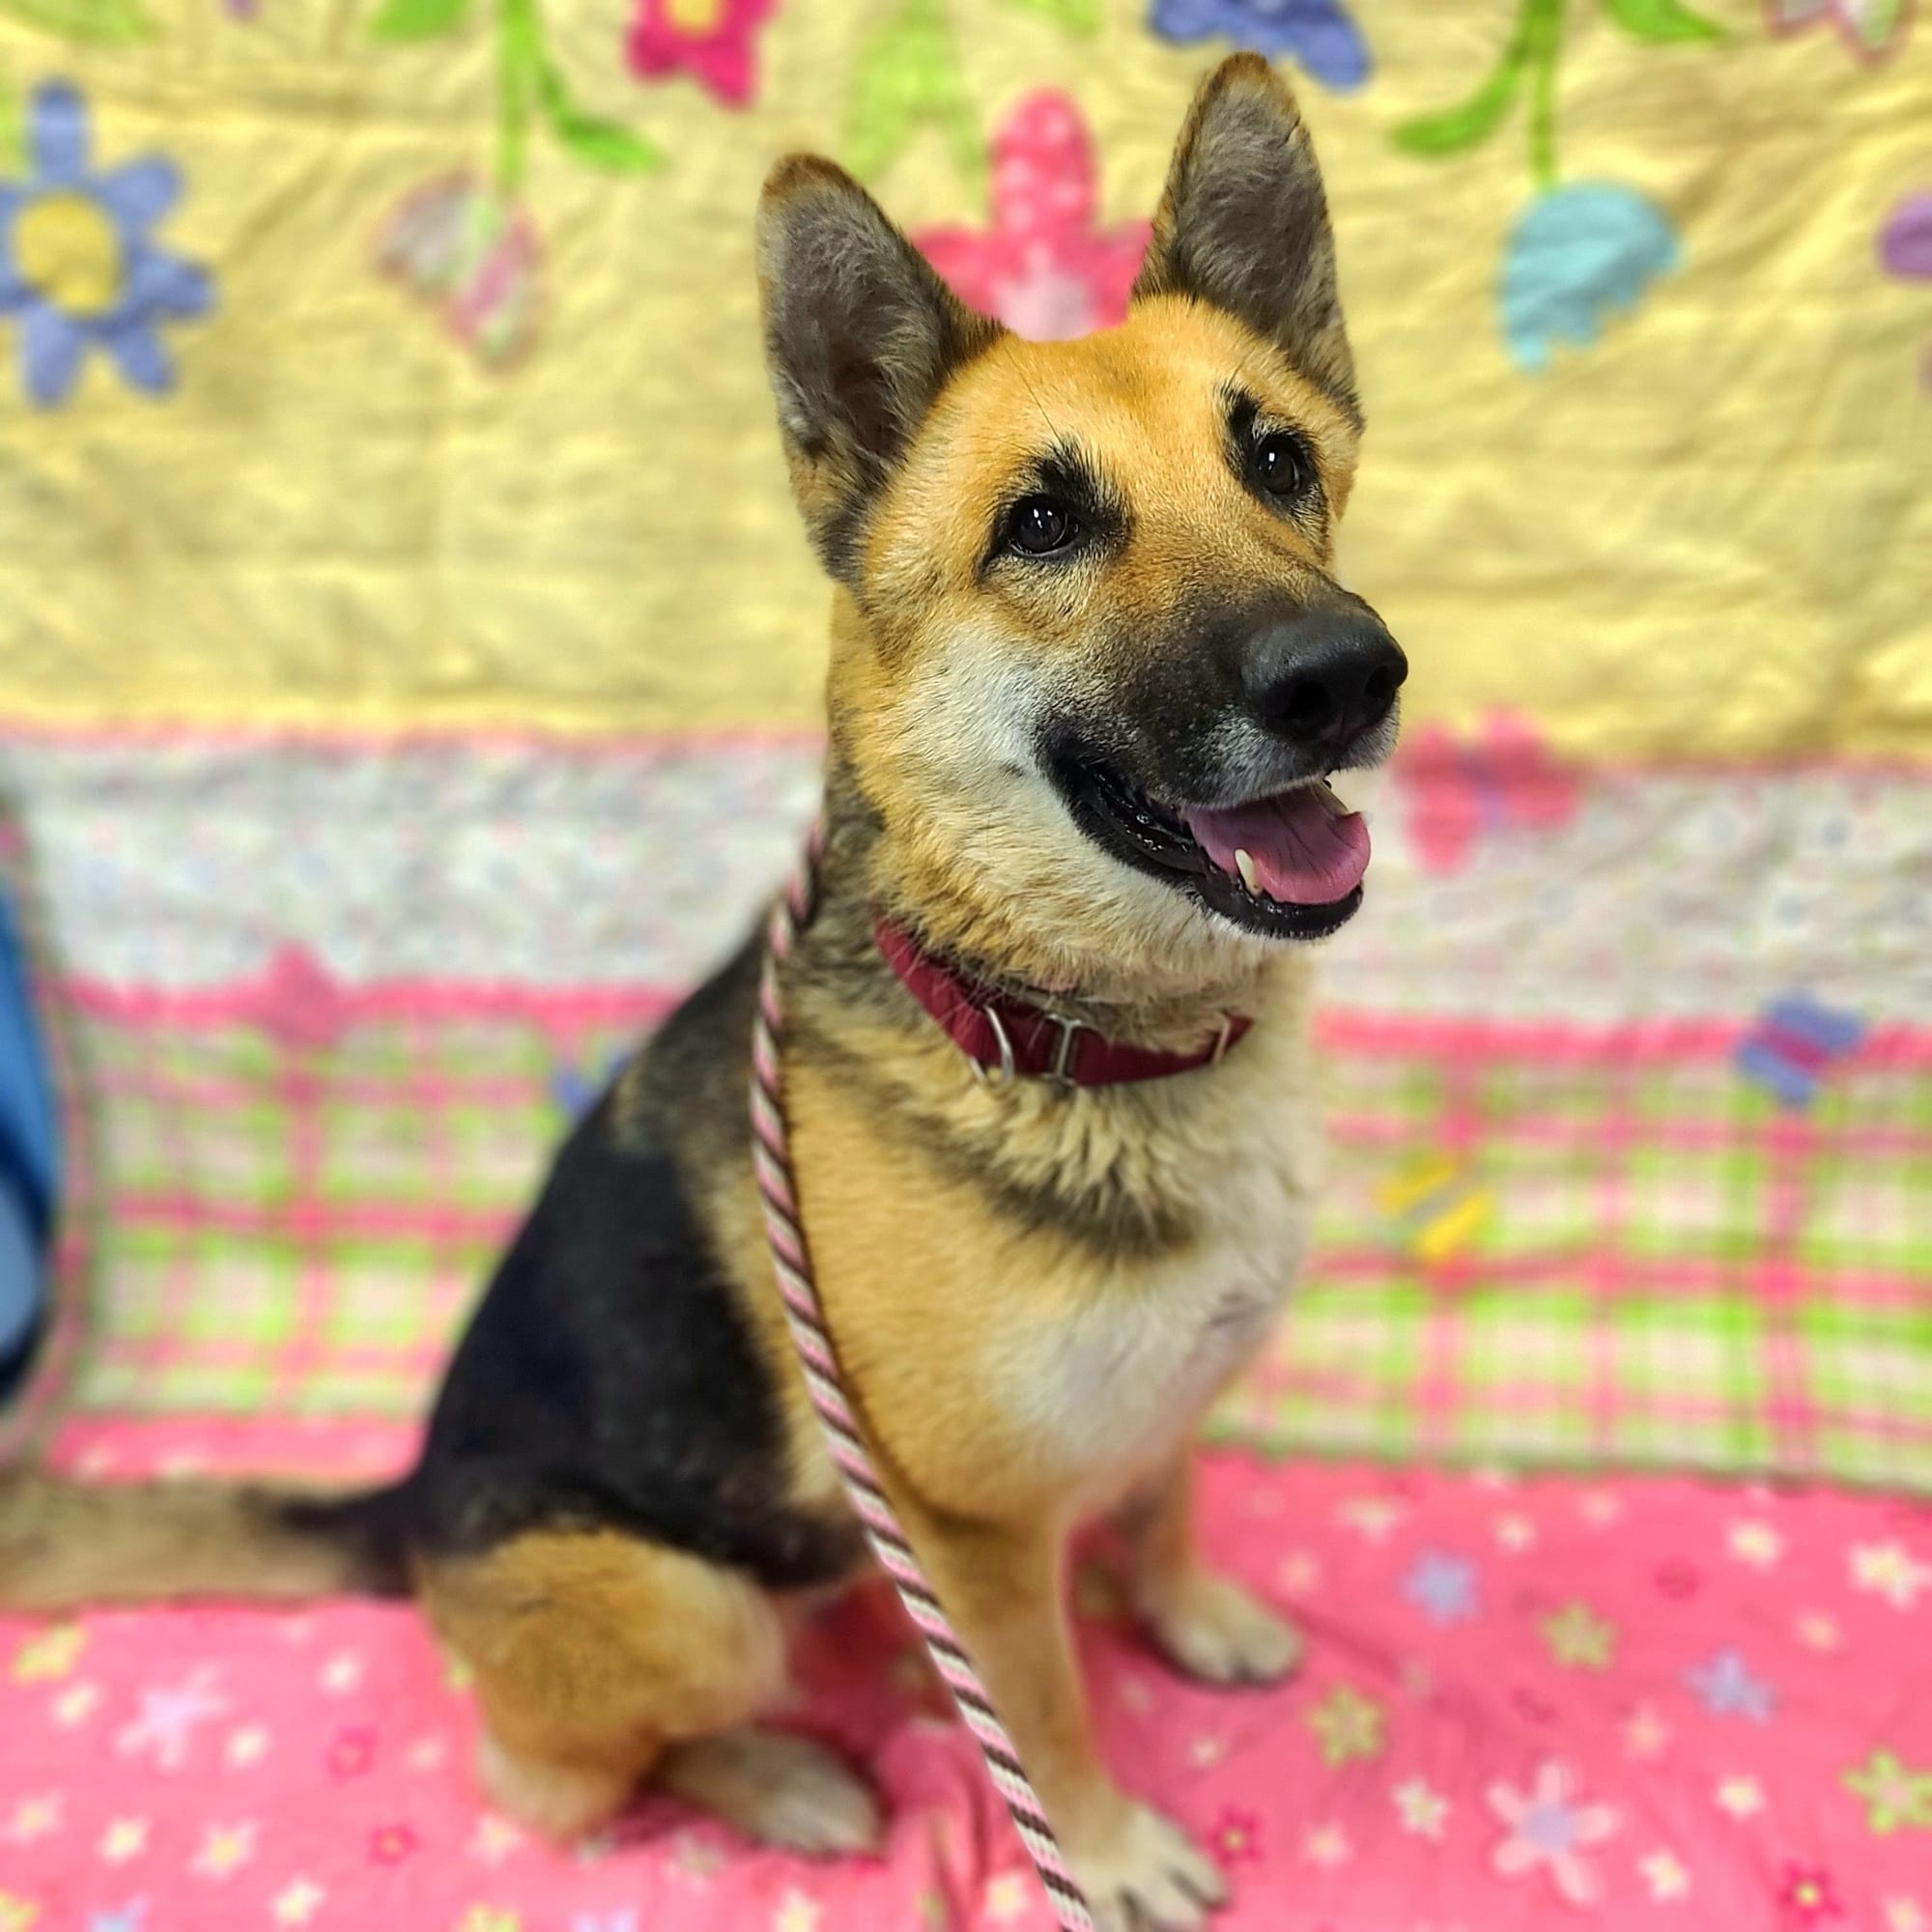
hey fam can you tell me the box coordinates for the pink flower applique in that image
[1778,1862,1845,1926]
[626,0,776,108]
[1398,710,1580,875]
[369,1823,419,1865]
[918,92,1151,342]
[1655,1558,1701,1601]
[1488,1760,1619,1907]
[1210,1806,1264,1864]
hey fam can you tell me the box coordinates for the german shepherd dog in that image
[0,55,1404,1930]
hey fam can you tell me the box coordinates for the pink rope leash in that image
[749,828,1094,1931]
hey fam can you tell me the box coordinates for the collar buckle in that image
[1044,1012,1086,1090]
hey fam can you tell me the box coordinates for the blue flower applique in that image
[1403,1549,1481,1626]
[1500,182,1679,374]
[1685,1646,1776,1722]
[0,80,214,408]
[1149,0,1371,92]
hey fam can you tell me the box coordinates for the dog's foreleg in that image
[898,1500,1228,1932]
[1120,1452,1302,1688]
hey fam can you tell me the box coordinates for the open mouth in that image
[1054,753,1373,941]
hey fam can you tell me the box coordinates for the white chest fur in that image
[991,1088,1321,1508]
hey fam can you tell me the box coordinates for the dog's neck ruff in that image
[873,916,1252,1088]
[752,829,1094,1930]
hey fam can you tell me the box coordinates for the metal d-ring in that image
[1210,1013,1236,1065]
[974,1005,1017,1088]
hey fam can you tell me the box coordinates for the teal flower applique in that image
[1501,182,1679,371]
[1393,0,1719,372]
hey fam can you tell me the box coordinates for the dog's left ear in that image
[757,155,1005,582]
[1133,54,1357,425]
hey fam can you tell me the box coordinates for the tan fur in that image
[423,1527,877,1849]
[416,1530,786,1839]
[769,962,1324,1517]
[841,313,1358,1010]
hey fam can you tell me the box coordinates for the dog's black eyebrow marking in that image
[1034,440,1126,525]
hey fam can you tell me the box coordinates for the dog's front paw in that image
[1068,1801,1227,1932]
[658,1727,882,1857]
[1136,1570,1302,1686]
[1066,1793,1229,1932]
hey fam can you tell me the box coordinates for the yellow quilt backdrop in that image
[0,0,1927,753]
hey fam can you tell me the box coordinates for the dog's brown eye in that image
[1006,496,1076,556]
[1252,432,1313,501]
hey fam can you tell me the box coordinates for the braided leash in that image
[750,827,1094,1931]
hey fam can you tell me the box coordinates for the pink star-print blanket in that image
[4,1435,1930,1932]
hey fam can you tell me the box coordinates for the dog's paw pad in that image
[1140,1572,1302,1686]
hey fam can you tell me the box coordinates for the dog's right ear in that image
[1132,54,1357,428]
[757,156,1003,583]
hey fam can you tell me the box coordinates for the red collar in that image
[873,917,1251,1087]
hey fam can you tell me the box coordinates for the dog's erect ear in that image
[1132,55,1357,425]
[757,156,1003,582]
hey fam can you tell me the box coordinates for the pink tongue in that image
[1181,787,1371,905]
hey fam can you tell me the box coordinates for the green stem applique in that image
[0,0,155,42]
[369,0,660,188]
[845,0,983,187]
[999,0,1100,33]
[497,0,534,192]
[1525,0,1563,189]
[843,0,1095,187]
[1393,0,1719,185]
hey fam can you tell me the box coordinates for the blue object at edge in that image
[0,888,59,1377]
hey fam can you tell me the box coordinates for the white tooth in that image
[1234,848,1261,895]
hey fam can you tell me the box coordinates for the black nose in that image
[1245,609,1408,750]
